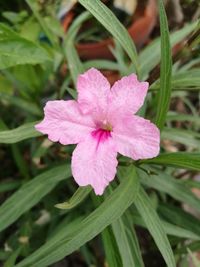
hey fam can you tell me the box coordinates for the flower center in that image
[101,122,113,132]
[91,121,112,147]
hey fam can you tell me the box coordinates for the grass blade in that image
[55,186,91,210]
[139,168,200,213]
[101,226,122,267]
[139,21,198,78]
[0,122,41,143]
[155,0,172,130]
[135,187,176,267]
[16,166,139,267]
[78,0,139,75]
[0,165,71,232]
[141,152,200,171]
[112,211,144,267]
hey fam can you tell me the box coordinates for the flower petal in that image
[77,68,110,114]
[72,134,118,195]
[35,100,95,145]
[112,115,160,160]
[109,74,149,115]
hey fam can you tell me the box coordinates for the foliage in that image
[0,0,200,266]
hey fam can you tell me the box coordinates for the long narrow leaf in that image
[112,211,144,267]
[131,210,199,240]
[135,187,176,267]
[139,168,200,213]
[141,152,200,171]
[101,227,122,267]
[0,122,41,143]
[16,166,139,267]
[63,12,88,85]
[0,165,71,232]
[55,186,91,210]
[78,0,139,75]
[139,21,198,78]
[155,0,172,130]
[0,23,51,70]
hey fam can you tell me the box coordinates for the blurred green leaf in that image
[78,0,139,75]
[25,0,59,49]
[142,152,200,171]
[187,248,200,267]
[1,93,42,116]
[159,204,200,237]
[135,187,176,267]
[16,166,139,267]
[0,122,41,143]
[0,165,71,232]
[152,69,200,91]
[166,112,200,125]
[155,0,172,130]
[139,168,200,213]
[63,12,89,85]
[131,209,199,240]
[101,226,122,267]
[0,23,51,70]
[139,21,198,78]
[112,211,144,267]
[162,128,200,149]
[55,186,91,210]
[4,247,22,267]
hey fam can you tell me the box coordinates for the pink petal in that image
[109,74,149,115]
[71,133,118,195]
[112,115,160,160]
[77,68,110,114]
[35,100,95,145]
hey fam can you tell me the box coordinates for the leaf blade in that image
[155,0,172,130]
[141,152,200,171]
[0,122,41,143]
[16,166,139,267]
[0,165,71,232]
[78,0,139,75]
[0,23,51,70]
[134,187,176,267]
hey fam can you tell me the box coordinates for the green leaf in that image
[16,166,139,267]
[141,152,200,171]
[0,165,71,232]
[187,248,200,267]
[139,21,198,78]
[101,226,122,267]
[0,23,51,70]
[166,112,200,125]
[78,0,139,75]
[65,41,84,86]
[4,247,22,267]
[63,12,88,85]
[25,0,59,49]
[134,187,176,267]
[139,168,200,213]
[55,186,91,210]
[162,128,200,149]
[152,69,200,91]
[0,122,41,143]
[0,92,42,116]
[155,0,172,130]
[131,210,199,240]
[112,211,144,267]
[159,204,200,237]
[84,59,120,71]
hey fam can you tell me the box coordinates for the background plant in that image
[0,0,200,266]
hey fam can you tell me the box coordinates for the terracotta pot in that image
[74,0,157,60]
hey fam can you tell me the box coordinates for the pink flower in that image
[35,68,160,195]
